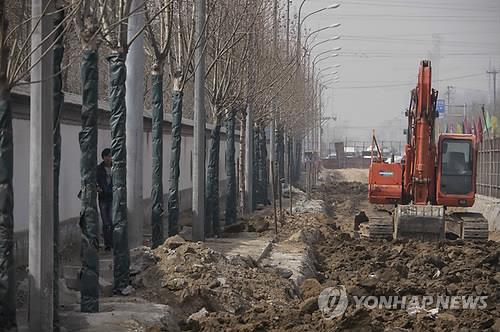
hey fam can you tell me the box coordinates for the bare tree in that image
[143,0,173,248]
[165,0,200,236]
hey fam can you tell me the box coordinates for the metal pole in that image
[29,0,54,329]
[296,0,307,65]
[193,0,206,241]
[270,0,277,200]
[493,70,497,114]
[487,67,498,114]
[271,162,278,234]
[286,0,290,56]
[288,136,293,215]
[245,103,254,213]
[126,0,145,249]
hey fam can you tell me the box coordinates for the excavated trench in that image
[182,169,499,331]
[46,168,499,331]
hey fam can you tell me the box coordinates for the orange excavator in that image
[359,60,489,241]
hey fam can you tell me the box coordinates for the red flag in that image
[477,117,483,142]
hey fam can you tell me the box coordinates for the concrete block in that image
[471,195,500,232]
[99,277,113,297]
[59,299,180,332]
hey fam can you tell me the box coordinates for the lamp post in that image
[314,53,339,67]
[303,23,341,50]
[313,49,341,64]
[193,0,206,241]
[308,36,341,53]
[302,3,340,23]
[296,1,340,64]
[310,53,339,79]
[323,77,340,85]
[318,70,338,78]
[316,64,341,74]
[296,1,340,178]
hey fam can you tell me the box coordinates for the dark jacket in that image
[97,162,113,202]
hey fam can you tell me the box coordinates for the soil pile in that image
[193,231,499,331]
[133,169,499,331]
[314,175,369,231]
[312,234,500,331]
[132,236,300,329]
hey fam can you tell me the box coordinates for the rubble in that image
[58,168,499,331]
[186,169,499,331]
[133,237,298,321]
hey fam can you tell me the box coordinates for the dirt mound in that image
[196,230,499,331]
[320,168,369,184]
[133,169,498,331]
[314,175,369,232]
[132,238,300,327]
[192,170,499,331]
[312,234,500,331]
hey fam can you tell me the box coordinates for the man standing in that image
[97,148,113,250]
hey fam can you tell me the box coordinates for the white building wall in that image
[13,117,237,232]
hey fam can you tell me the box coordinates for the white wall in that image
[13,118,239,232]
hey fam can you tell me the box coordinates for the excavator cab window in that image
[440,139,473,195]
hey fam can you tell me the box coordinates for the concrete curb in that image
[256,239,274,264]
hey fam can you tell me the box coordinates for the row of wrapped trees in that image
[0,0,324,328]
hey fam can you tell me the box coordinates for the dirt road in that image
[131,168,499,331]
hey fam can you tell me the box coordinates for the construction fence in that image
[477,137,500,199]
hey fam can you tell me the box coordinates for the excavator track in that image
[355,206,393,240]
[355,207,489,241]
[446,212,489,241]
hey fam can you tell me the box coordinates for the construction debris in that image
[41,169,499,331]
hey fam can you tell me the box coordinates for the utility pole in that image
[286,0,290,56]
[487,67,498,114]
[269,0,277,199]
[126,0,145,249]
[29,0,54,330]
[192,0,206,241]
[296,0,307,66]
[446,85,454,116]
[245,103,254,213]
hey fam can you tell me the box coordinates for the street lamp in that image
[318,70,338,78]
[309,53,339,82]
[297,1,341,64]
[303,23,341,46]
[309,39,341,53]
[323,77,340,85]
[318,71,339,80]
[301,3,341,25]
[296,1,340,157]
[314,53,339,67]
[312,48,341,64]
[316,64,341,74]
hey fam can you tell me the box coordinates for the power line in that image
[344,0,500,12]
[340,36,500,48]
[332,73,485,90]
[337,14,500,21]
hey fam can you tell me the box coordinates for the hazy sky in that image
[296,0,500,143]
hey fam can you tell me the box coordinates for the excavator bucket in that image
[394,204,445,241]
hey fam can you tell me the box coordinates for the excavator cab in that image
[436,134,476,207]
